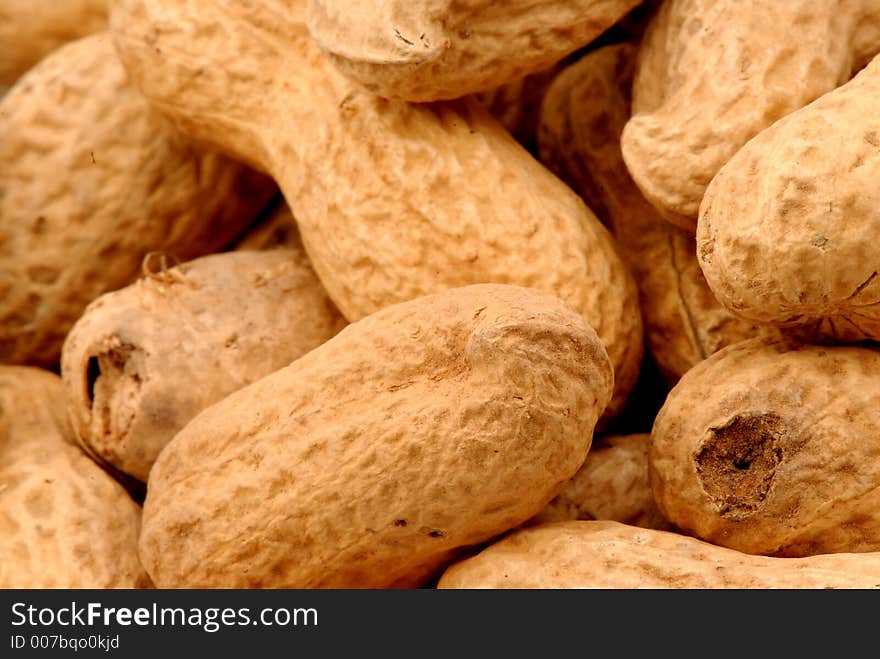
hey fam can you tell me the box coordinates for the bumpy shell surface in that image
[698,56,880,342]
[0,33,275,367]
[234,202,302,251]
[305,0,641,102]
[438,521,880,588]
[531,434,670,530]
[0,0,108,86]
[652,338,880,557]
[139,284,614,588]
[61,250,346,483]
[537,44,777,382]
[111,0,642,420]
[621,0,880,230]
[0,366,148,588]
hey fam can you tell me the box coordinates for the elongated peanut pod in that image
[111,0,642,420]
[139,284,613,588]
[437,521,880,588]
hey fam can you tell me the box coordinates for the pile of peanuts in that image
[3,0,880,589]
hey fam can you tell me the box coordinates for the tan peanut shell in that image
[621,0,880,230]
[111,0,642,420]
[530,434,670,531]
[537,44,777,382]
[139,284,614,589]
[61,250,346,484]
[437,521,880,588]
[698,56,880,342]
[651,338,880,557]
[0,0,108,86]
[0,33,275,367]
[234,202,302,252]
[0,366,149,588]
[305,0,641,102]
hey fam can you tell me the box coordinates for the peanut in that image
[538,43,778,382]
[530,434,671,531]
[139,284,613,588]
[437,521,880,588]
[0,0,107,86]
[61,250,346,483]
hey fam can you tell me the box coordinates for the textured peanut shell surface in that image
[621,0,880,230]
[139,284,614,588]
[0,366,148,588]
[111,0,642,420]
[698,56,880,342]
[0,0,108,86]
[437,521,880,588]
[305,0,641,101]
[531,434,670,530]
[537,44,775,382]
[0,33,275,367]
[652,338,880,557]
[61,250,346,483]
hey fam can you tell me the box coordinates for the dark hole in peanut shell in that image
[695,413,785,520]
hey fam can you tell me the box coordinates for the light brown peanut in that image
[652,338,880,557]
[698,55,880,342]
[139,284,613,588]
[438,521,880,588]
[61,250,346,483]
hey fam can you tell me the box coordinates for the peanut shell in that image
[62,250,346,483]
[139,284,613,588]
[698,55,880,342]
[652,338,880,557]
[538,43,779,382]
[531,434,670,530]
[438,521,880,588]
[0,0,107,86]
